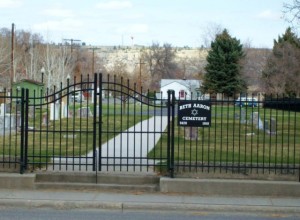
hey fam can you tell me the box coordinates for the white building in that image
[160,79,202,100]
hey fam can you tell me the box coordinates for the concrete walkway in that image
[53,116,168,171]
[95,116,168,158]
[0,188,300,215]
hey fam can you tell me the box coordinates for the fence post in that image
[93,73,98,172]
[19,89,24,174]
[171,90,175,177]
[98,73,102,172]
[20,88,29,174]
[24,89,29,170]
[167,90,175,178]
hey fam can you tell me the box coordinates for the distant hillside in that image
[90,46,208,73]
[88,46,270,93]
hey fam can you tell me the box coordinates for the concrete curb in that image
[1,199,300,214]
[123,203,300,214]
[160,177,300,197]
[0,199,122,210]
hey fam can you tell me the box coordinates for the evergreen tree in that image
[274,27,300,48]
[202,29,246,96]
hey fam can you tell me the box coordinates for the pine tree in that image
[274,27,300,48]
[202,29,246,96]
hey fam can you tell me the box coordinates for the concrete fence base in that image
[160,177,300,197]
[0,173,35,189]
[0,173,300,197]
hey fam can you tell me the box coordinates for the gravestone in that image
[5,104,11,114]
[251,112,264,130]
[234,112,239,120]
[77,107,93,118]
[0,116,4,135]
[61,102,73,119]
[28,106,34,118]
[42,113,48,126]
[264,118,277,135]
[0,113,19,135]
[63,134,77,139]
[269,118,277,135]
[50,103,60,120]
[185,127,198,140]
[264,119,269,132]
[0,103,6,116]
[61,102,67,119]
[67,109,73,118]
[15,113,21,127]
[240,108,246,124]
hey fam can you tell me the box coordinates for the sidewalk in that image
[52,116,168,172]
[0,188,300,214]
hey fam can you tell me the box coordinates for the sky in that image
[0,0,294,48]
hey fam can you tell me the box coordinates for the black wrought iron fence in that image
[0,89,24,172]
[0,75,299,181]
[165,94,300,181]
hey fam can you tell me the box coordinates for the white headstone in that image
[50,103,60,120]
[251,112,264,130]
[0,113,19,135]
[0,103,6,116]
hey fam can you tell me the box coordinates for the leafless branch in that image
[283,0,300,25]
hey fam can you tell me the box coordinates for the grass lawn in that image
[148,105,300,166]
[1,101,299,168]
[0,102,150,165]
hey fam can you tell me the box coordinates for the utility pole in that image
[136,58,145,93]
[63,38,81,53]
[10,23,15,88]
[63,39,81,79]
[88,47,101,74]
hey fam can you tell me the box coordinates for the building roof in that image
[13,79,44,86]
[160,79,201,89]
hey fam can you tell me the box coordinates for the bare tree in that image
[176,49,208,81]
[240,47,271,93]
[73,48,92,81]
[107,60,129,78]
[262,27,300,96]
[42,43,77,90]
[132,59,151,91]
[0,26,106,92]
[0,28,11,88]
[284,0,300,27]
[200,22,223,48]
[263,42,300,95]
[13,30,44,82]
[141,42,179,89]
[105,60,131,98]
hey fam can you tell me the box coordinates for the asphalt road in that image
[0,207,299,220]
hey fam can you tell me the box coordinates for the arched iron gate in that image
[18,74,175,175]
